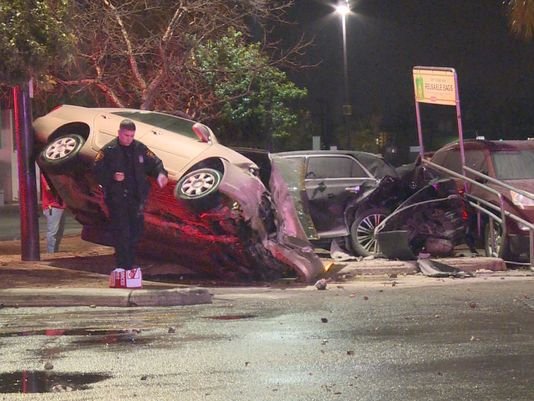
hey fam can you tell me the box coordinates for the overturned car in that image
[33,105,324,282]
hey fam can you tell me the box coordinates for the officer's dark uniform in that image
[93,137,167,269]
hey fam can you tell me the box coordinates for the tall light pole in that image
[335,1,352,142]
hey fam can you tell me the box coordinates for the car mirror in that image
[192,123,212,143]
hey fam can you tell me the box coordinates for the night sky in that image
[286,0,534,150]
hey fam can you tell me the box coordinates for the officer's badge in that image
[146,149,156,159]
[138,154,144,164]
[95,151,104,161]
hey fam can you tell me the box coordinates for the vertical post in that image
[414,100,424,159]
[454,71,466,174]
[530,228,533,269]
[13,83,40,261]
[341,13,349,111]
[337,1,352,145]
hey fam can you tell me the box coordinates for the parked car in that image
[33,105,324,282]
[428,139,534,260]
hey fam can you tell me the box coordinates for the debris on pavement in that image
[329,240,359,262]
[315,279,328,290]
[417,258,473,278]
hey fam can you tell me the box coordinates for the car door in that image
[304,155,375,237]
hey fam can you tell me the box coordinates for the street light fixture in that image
[335,1,351,118]
[335,0,352,150]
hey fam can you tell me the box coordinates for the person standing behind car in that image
[93,118,168,273]
[40,173,66,253]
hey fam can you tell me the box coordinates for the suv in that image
[271,150,406,256]
[429,139,534,260]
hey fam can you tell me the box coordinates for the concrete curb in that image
[333,256,506,277]
[0,287,213,307]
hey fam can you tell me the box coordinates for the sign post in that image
[412,66,465,171]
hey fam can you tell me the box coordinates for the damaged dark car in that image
[262,150,468,260]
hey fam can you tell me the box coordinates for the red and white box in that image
[109,268,126,288]
[126,267,143,288]
[109,268,142,288]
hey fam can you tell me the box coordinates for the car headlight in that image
[510,190,534,208]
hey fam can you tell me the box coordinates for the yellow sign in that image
[413,67,457,106]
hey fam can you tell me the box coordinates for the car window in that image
[492,150,534,180]
[112,111,197,139]
[306,156,367,179]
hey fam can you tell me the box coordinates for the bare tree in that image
[41,0,310,120]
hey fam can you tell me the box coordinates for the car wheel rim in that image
[356,214,385,253]
[45,137,79,161]
[181,171,218,198]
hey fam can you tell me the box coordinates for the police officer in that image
[93,118,168,272]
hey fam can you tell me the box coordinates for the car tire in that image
[38,134,85,173]
[484,220,508,259]
[174,168,222,209]
[350,208,388,257]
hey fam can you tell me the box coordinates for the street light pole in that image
[336,1,352,144]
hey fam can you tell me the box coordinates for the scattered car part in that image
[417,258,473,278]
[375,178,467,259]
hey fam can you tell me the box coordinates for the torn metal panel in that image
[417,258,473,278]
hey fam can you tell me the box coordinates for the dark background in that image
[285,0,534,161]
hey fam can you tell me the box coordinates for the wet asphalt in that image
[0,277,533,400]
[1,204,533,399]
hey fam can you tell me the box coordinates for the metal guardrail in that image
[422,159,534,266]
